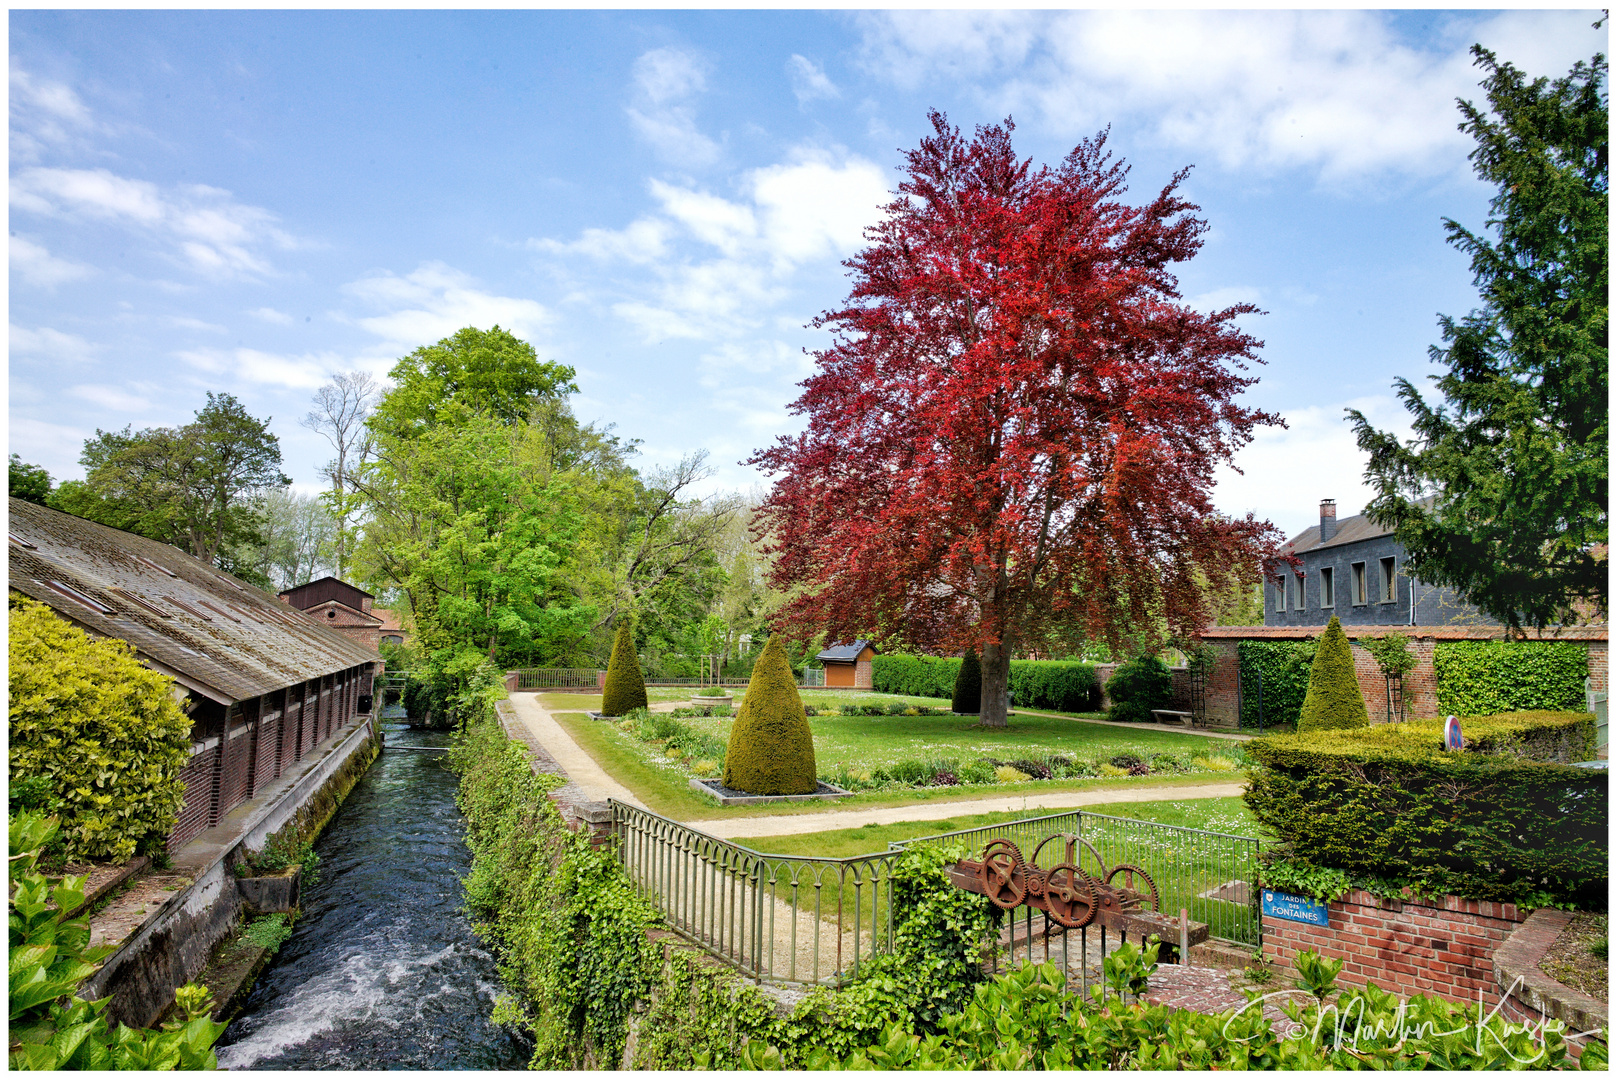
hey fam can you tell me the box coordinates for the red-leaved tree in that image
[751,113,1285,726]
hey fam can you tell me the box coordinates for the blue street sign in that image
[1262,889,1329,926]
[1444,715,1463,751]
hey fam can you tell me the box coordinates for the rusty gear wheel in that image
[1105,863,1159,911]
[977,839,1027,910]
[1042,864,1097,928]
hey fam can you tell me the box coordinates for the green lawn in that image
[729,797,1264,859]
[536,689,959,713]
[553,710,1244,822]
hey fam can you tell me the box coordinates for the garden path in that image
[691,782,1247,840]
[504,692,642,807]
[505,692,1243,839]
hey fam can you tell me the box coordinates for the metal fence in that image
[611,801,899,985]
[893,809,1263,947]
[609,802,1261,989]
[516,668,601,689]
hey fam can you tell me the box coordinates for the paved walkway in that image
[505,693,642,806]
[506,693,1244,839]
[693,782,1246,839]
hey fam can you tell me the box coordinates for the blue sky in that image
[8,9,1606,538]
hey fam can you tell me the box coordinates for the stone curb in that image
[1492,908,1608,1036]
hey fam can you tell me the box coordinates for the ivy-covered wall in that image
[449,706,999,1069]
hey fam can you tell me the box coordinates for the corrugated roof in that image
[8,498,380,704]
[816,640,873,662]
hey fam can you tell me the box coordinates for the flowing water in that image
[215,723,532,1070]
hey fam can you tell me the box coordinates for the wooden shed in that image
[816,640,877,689]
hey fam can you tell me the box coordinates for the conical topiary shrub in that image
[952,648,982,714]
[722,634,817,795]
[601,619,648,717]
[1297,616,1369,733]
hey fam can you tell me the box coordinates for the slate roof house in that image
[8,498,382,852]
[1266,499,1495,628]
[816,640,877,688]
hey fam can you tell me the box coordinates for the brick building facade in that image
[9,498,381,852]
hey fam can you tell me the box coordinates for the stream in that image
[214,722,532,1070]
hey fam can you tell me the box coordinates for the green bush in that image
[1008,660,1100,712]
[1296,616,1368,732]
[8,596,192,862]
[723,635,817,795]
[601,620,649,717]
[873,655,961,698]
[951,649,982,713]
[9,812,228,1069]
[1435,640,1588,716]
[1105,656,1172,724]
[1244,711,1604,906]
[1237,639,1317,728]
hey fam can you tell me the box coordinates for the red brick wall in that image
[216,712,253,822]
[169,744,217,851]
[254,695,281,791]
[1264,888,1524,1006]
[1202,630,1605,726]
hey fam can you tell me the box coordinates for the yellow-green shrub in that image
[8,595,191,861]
[601,619,648,717]
[995,765,1032,783]
[1191,755,1238,772]
[1096,763,1129,778]
[722,635,817,795]
[1296,616,1368,732]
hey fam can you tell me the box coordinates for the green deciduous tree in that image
[1350,48,1608,630]
[47,392,290,577]
[369,325,577,439]
[8,455,51,505]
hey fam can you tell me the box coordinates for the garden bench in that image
[1151,709,1196,728]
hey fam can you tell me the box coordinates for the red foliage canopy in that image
[751,113,1283,703]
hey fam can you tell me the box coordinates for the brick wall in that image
[1201,627,1606,727]
[1264,888,1524,1007]
[169,744,217,851]
[254,695,282,791]
[216,714,253,822]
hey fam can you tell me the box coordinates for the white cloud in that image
[10,68,99,163]
[177,346,341,390]
[856,9,1603,184]
[787,55,840,103]
[1213,395,1414,538]
[10,167,297,276]
[9,235,95,287]
[248,307,295,324]
[535,147,889,342]
[69,383,153,412]
[626,47,720,168]
[1189,286,1263,316]
[9,323,100,363]
[165,315,227,333]
[341,261,550,354]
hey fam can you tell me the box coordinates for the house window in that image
[1352,562,1367,605]
[1274,577,1285,612]
[1296,572,1306,610]
[1380,557,1396,602]
[1320,566,1335,608]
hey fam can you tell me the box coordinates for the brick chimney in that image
[1319,499,1337,542]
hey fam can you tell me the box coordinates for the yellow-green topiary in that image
[722,634,817,795]
[9,595,191,861]
[601,619,648,717]
[1297,616,1369,733]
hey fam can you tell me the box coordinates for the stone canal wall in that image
[80,716,381,1029]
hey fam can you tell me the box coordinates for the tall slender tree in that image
[302,370,378,578]
[1350,48,1608,630]
[751,113,1283,726]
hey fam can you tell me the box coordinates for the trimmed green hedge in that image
[872,656,1100,712]
[1434,641,1588,716]
[1244,711,1604,906]
[1237,640,1317,728]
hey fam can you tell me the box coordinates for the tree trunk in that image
[979,642,1012,727]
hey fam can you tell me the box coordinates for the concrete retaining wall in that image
[80,719,380,1028]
